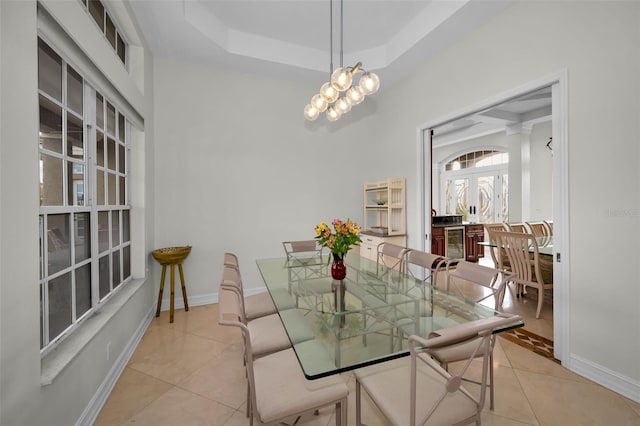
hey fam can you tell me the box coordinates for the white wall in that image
[370,0,639,397]
[0,2,156,425]
[152,57,381,301]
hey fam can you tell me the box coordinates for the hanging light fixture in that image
[304,0,380,121]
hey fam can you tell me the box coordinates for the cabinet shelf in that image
[363,177,406,236]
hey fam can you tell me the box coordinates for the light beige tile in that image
[177,343,247,410]
[624,397,640,418]
[127,333,228,384]
[124,386,236,425]
[94,368,173,426]
[516,369,640,425]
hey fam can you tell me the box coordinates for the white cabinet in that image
[359,233,407,262]
[363,177,406,236]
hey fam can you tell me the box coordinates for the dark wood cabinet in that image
[431,224,485,262]
[431,226,446,256]
[464,224,485,262]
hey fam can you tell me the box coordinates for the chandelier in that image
[303,0,380,122]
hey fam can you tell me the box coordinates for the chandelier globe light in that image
[304,0,380,121]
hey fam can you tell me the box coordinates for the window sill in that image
[41,277,147,386]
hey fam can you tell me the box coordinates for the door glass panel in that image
[106,102,116,136]
[502,174,509,222]
[96,170,105,205]
[112,249,121,288]
[67,113,83,159]
[108,173,116,205]
[112,210,120,246]
[99,255,110,299]
[67,162,85,206]
[67,66,83,115]
[123,245,131,280]
[96,93,104,129]
[96,131,105,167]
[122,210,130,242]
[107,137,116,171]
[477,175,495,224]
[98,211,109,252]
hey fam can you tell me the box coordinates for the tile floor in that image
[95,303,640,425]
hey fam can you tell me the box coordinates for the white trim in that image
[157,287,267,311]
[76,305,154,426]
[416,70,570,364]
[569,354,640,404]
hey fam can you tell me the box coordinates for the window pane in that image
[116,32,126,64]
[112,249,121,288]
[67,112,83,159]
[47,214,71,275]
[96,93,104,129]
[107,137,116,170]
[74,212,91,262]
[67,66,83,115]
[123,245,131,280]
[39,96,63,153]
[67,162,85,206]
[75,264,92,318]
[106,102,115,136]
[118,113,125,142]
[96,170,105,205]
[112,210,120,246]
[88,0,105,32]
[122,210,130,242]
[118,144,125,174]
[39,216,45,279]
[105,14,116,48]
[38,39,62,101]
[48,272,72,341]
[108,173,116,205]
[40,154,64,206]
[98,211,109,252]
[99,255,110,299]
[119,176,126,205]
[96,131,104,167]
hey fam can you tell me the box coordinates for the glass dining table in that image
[256,254,523,380]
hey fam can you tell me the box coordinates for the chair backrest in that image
[220,265,250,324]
[376,242,407,272]
[404,249,447,286]
[494,231,544,286]
[282,240,322,260]
[444,259,512,309]
[525,221,549,237]
[483,223,508,268]
[408,313,522,425]
[223,252,240,269]
[505,222,527,233]
[544,220,554,235]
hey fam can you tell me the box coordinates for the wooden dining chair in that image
[526,221,552,247]
[495,231,553,318]
[429,259,514,410]
[218,285,349,426]
[354,314,521,426]
[483,223,508,269]
[505,222,527,233]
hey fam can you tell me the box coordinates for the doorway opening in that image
[417,72,569,362]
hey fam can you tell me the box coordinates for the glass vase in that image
[331,253,347,280]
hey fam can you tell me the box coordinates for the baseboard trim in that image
[76,307,155,426]
[158,287,268,311]
[569,353,640,403]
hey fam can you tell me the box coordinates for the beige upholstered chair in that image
[376,242,408,273]
[429,260,514,409]
[282,240,323,263]
[354,314,521,426]
[403,249,447,287]
[223,252,294,319]
[495,231,553,318]
[218,285,348,426]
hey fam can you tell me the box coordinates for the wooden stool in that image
[151,246,191,323]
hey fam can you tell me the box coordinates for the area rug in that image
[500,327,559,364]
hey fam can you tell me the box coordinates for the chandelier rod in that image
[340,0,344,67]
[329,0,334,76]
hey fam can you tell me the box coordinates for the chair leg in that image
[356,380,363,426]
[535,288,544,319]
[489,351,495,410]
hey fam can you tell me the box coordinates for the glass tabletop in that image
[256,255,523,379]
[478,236,554,256]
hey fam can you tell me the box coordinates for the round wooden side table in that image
[151,246,191,323]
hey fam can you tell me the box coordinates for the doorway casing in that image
[416,69,569,363]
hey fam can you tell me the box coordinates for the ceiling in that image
[127,0,549,138]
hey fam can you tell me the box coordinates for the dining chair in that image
[429,259,514,410]
[544,219,554,235]
[282,240,323,263]
[495,231,553,318]
[525,221,552,247]
[505,222,527,233]
[403,249,447,287]
[354,313,521,426]
[483,223,508,269]
[218,285,349,426]
[376,242,408,274]
[223,252,295,319]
